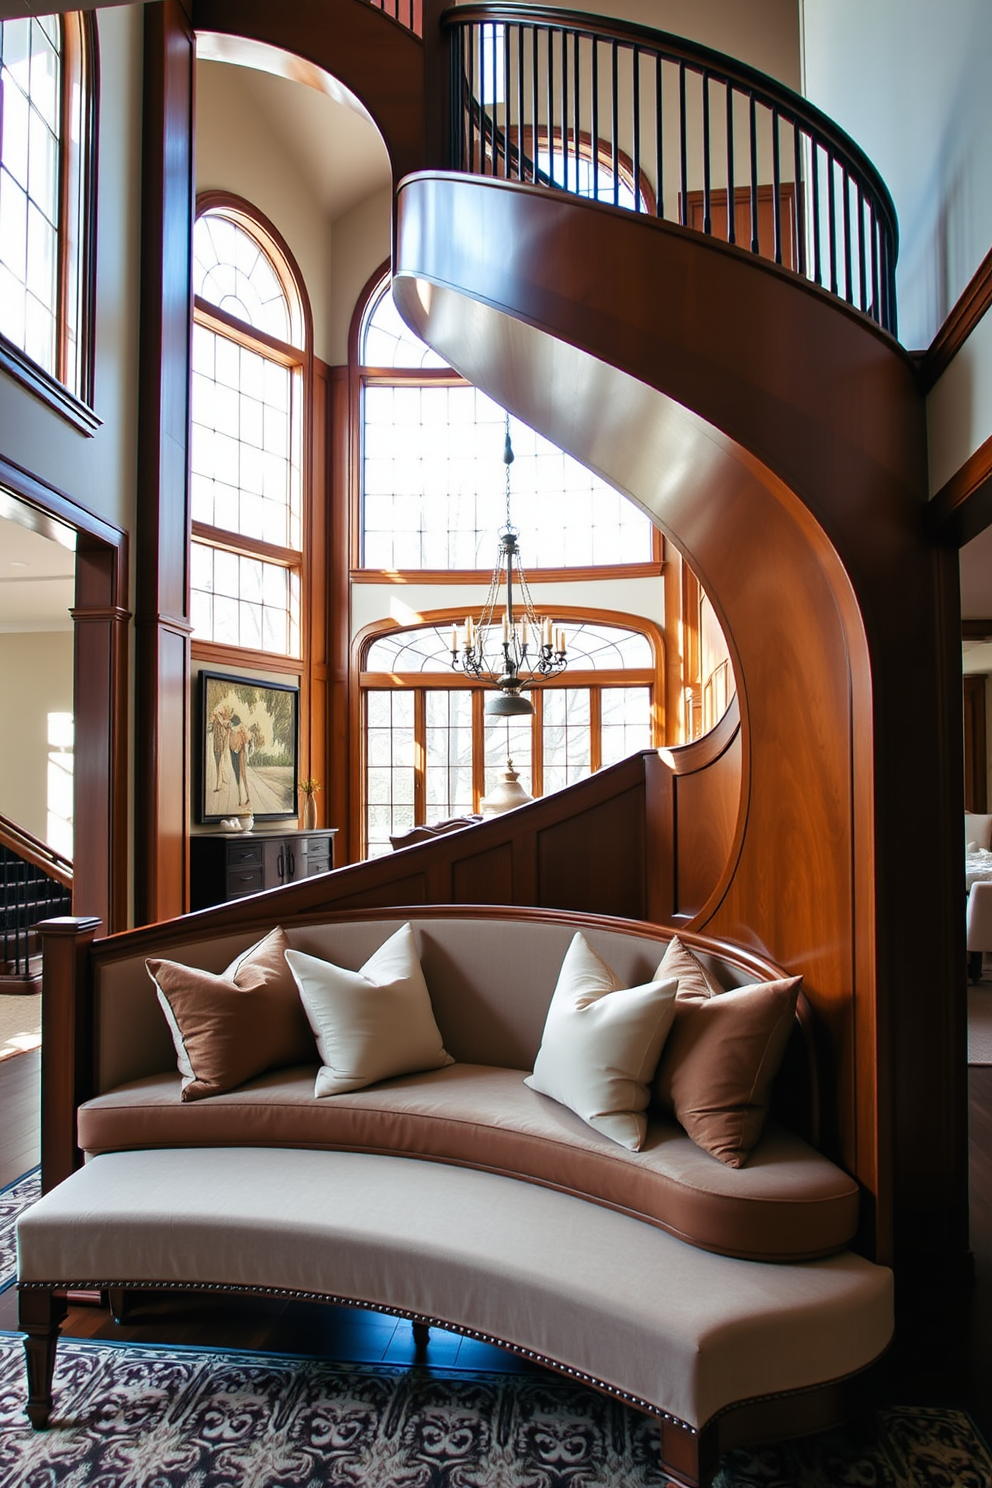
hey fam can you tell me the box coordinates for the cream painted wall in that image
[0,5,142,535]
[0,631,73,845]
[196,60,335,362]
[328,188,392,365]
[801,0,992,355]
[928,308,992,494]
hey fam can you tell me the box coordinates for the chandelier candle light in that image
[451,414,567,716]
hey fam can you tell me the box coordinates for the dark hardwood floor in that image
[2,1044,992,1425]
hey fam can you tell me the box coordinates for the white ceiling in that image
[0,515,75,633]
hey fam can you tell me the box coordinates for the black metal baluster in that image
[516,24,524,179]
[842,166,854,303]
[503,17,511,178]
[611,41,619,205]
[467,25,475,173]
[771,105,782,264]
[857,184,868,314]
[632,46,641,210]
[593,37,600,201]
[748,91,758,252]
[490,21,499,174]
[726,82,735,243]
[655,51,663,217]
[561,28,569,193]
[548,24,556,187]
[702,70,710,233]
[573,29,581,197]
[828,150,838,295]
[870,199,880,324]
[678,61,687,224]
[531,26,539,182]
[793,122,805,277]
[811,136,821,285]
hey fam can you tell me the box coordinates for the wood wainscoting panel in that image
[536,786,646,919]
[452,841,515,904]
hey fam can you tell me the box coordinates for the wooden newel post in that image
[37,916,102,1194]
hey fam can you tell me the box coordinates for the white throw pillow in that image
[524,932,678,1151]
[285,923,453,1097]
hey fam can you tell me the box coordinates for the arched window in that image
[0,12,97,423]
[360,613,663,856]
[357,275,659,575]
[189,202,308,658]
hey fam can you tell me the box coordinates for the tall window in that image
[358,278,658,575]
[361,617,661,855]
[0,12,96,418]
[190,204,307,659]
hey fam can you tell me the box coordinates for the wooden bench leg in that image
[108,1286,130,1325]
[412,1321,431,1355]
[19,1288,67,1429]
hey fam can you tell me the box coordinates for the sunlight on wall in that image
[47,711,73,858]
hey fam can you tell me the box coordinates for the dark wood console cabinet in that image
[190,829,338,910]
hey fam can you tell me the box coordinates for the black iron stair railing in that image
[0,821,72,982]
[441,4,899,334]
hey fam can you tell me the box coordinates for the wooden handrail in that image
[442,2,899,332]
[0,813,73,892]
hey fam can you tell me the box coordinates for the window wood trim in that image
[192,521,301,569]
[193,297,304,367]
[0,11,99,429]
[191,639,303,674]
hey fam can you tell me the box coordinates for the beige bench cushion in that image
[78,1063,858,1262]
[17,1147,893,1432]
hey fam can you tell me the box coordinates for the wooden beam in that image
[134,0,195,925]
[927,431,992,547]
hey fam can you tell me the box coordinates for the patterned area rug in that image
[0,1168,40,1294]
[0,1334,990,1488]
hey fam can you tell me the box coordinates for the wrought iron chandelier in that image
[451,415,568,715]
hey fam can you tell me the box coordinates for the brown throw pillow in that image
[147,926,316,1101]
[654,936,801,1167]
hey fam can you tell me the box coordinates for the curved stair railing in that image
[440,4,898,333]
[0,814,72,985]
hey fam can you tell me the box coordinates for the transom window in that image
[361,616,660,856]
[0,12,95,409]
[358,278,656,574]
[190,205,305,659]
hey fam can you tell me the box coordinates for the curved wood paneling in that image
[392,172,965,1271]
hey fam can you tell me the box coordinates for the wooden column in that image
[328,366,353,862]
[71,541,130,933]
[134,0,195,924]
[37,915,102,1192]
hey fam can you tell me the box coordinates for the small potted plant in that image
[298,777,321,830]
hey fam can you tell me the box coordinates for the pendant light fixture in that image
[451,413,567,715]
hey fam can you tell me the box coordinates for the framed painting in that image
[199,671,299,824]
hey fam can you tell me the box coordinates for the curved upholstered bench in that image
[22,904,894,1488]
[18,1147,892,1488]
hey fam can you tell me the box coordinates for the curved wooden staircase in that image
[156,0,970,1272]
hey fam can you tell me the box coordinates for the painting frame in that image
[199,670,300,825]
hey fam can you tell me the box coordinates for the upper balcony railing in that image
[440,5,899,334]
